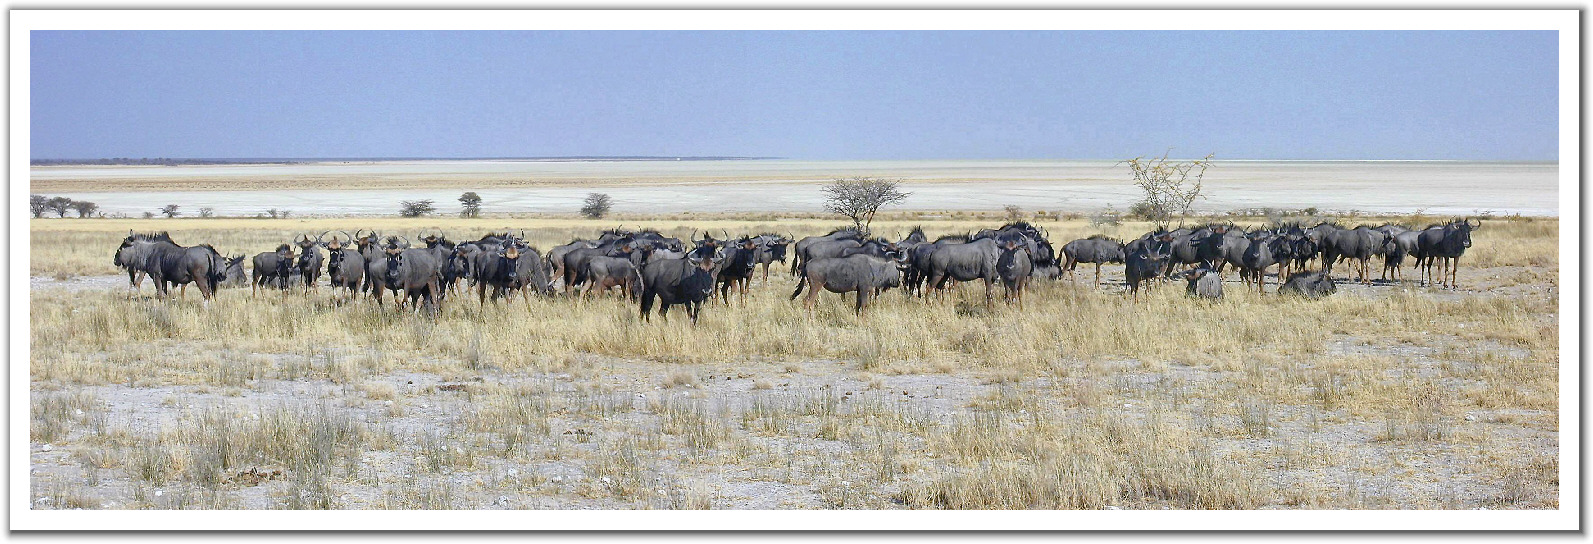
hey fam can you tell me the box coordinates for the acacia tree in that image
[580,193,612,219]
[1121,151,1214,222]
[160,204,182,218]
[30,195,48,218]
[821,177,910,235]
[46,197,74,218]
[399,200,435,217]
[70,200,99,218]
[458,192,483,218]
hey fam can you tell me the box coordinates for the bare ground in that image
[27,264,1560,510]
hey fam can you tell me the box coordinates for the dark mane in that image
[127,231,173,242]
[275,243,292,252]
[998,221,1037,232]
[934,233,969,243]
[824,227,861,236]
[1086,234,1121,243]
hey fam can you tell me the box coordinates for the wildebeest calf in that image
[1279,270,1337,299]
[1183,267,1222,300]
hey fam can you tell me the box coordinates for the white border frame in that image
[10,9,1580,531]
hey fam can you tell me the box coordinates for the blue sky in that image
[30,30,1558,160]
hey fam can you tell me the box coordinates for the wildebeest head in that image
[1449,218,1479,248]
[382,239,407,285]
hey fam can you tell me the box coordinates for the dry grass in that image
[28,213,1560,510]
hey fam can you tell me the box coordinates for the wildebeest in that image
[905,234,966,297]
[1183,267,1223,300]
[219,255,248,288]
[294,233,326,288]
[324,236,365,297]
[252,244,296,294]
[714,237,761,304]
[580,256,641,301]
[564,236,635,295]
[475,242,526,305]
[1240,232,1289,294]
[791,228,864,276]
[750,233,793,282]
[1061,235,1126,286]
[1414,218,1479,289]
[1125,233,1174,302]
[1321,225,1390,285]
[383,245,444,314]
[114,231,172,290]
[1279,270,1337,299]
[1380,227,1421,283]
[511,244,553,304]
[996,235,1033,309]
[639,249,724,325]
[926,237,1003,306]
[789,254,903,315]
[141,235,225,300]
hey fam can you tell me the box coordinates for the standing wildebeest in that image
[383,245,445,314]
[475,242,526,305]
[750,233,794,283]
[905,234,967,297]
[581,256,641,301]
[790,254,903,315]
[294,233,326,288]
[1183,267,1223,300]
[1125,233,1174,302]
[141,236,225,300]
[1061,235,1126,286]
[639,249,724,325]
[324,236,365,297]
[1240,232,1290,294]
[996,235,1033,309]
[114,231,172,290]
[252,244,296,294]
[508,243,553,304]
[1379,226,1421,283]
[791,228,864,276]
[1414,219,1479,289]
[1280,270,1337,299]
[926,237,1003,306]
[563,237,635,295]
[714,237,760,304]
[1321,226,1390,285]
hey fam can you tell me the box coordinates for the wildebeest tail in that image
[789,276,808,300]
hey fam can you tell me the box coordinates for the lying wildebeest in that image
[791,228,864,276]
[1414,218,1479,289]
[1125,233,1174,302]
[114,231,173,290]
[219,255,248,288]
[324,236,365,297]
[1279,270,1337,299]
[141,235,225,300]
[580,255,641,301]
[996,235,1033,309]
[1183,267,1222,300]
[252,244,296,295]
[639,248,724,325]
[383,244,444,314]
[790,254,903,315]
[294,233,326,288]
[1061,235,1126,286]
[926,236,1003,306]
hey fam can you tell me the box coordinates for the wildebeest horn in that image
[1469,218,1482,229]
[400,236,411,248]
[317,230,329,242]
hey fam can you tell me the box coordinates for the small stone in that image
[507,469,519,477]
[41,444,53,452]
[1465,413,1478,422]
[154,490,163,497]
[551,476,563,483]
[601,477,612,484]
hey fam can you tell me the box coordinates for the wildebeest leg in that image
[983,278,994,308]
[1094,263,1102,287]
[639,290,655,322]
[805,279,822,313]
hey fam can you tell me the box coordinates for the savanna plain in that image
[28,211,1560,510]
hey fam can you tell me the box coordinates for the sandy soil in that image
[27,265,1559,510]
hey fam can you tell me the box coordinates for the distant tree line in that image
[30,195,99,218]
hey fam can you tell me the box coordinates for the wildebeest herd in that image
[109,217,1483,321]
